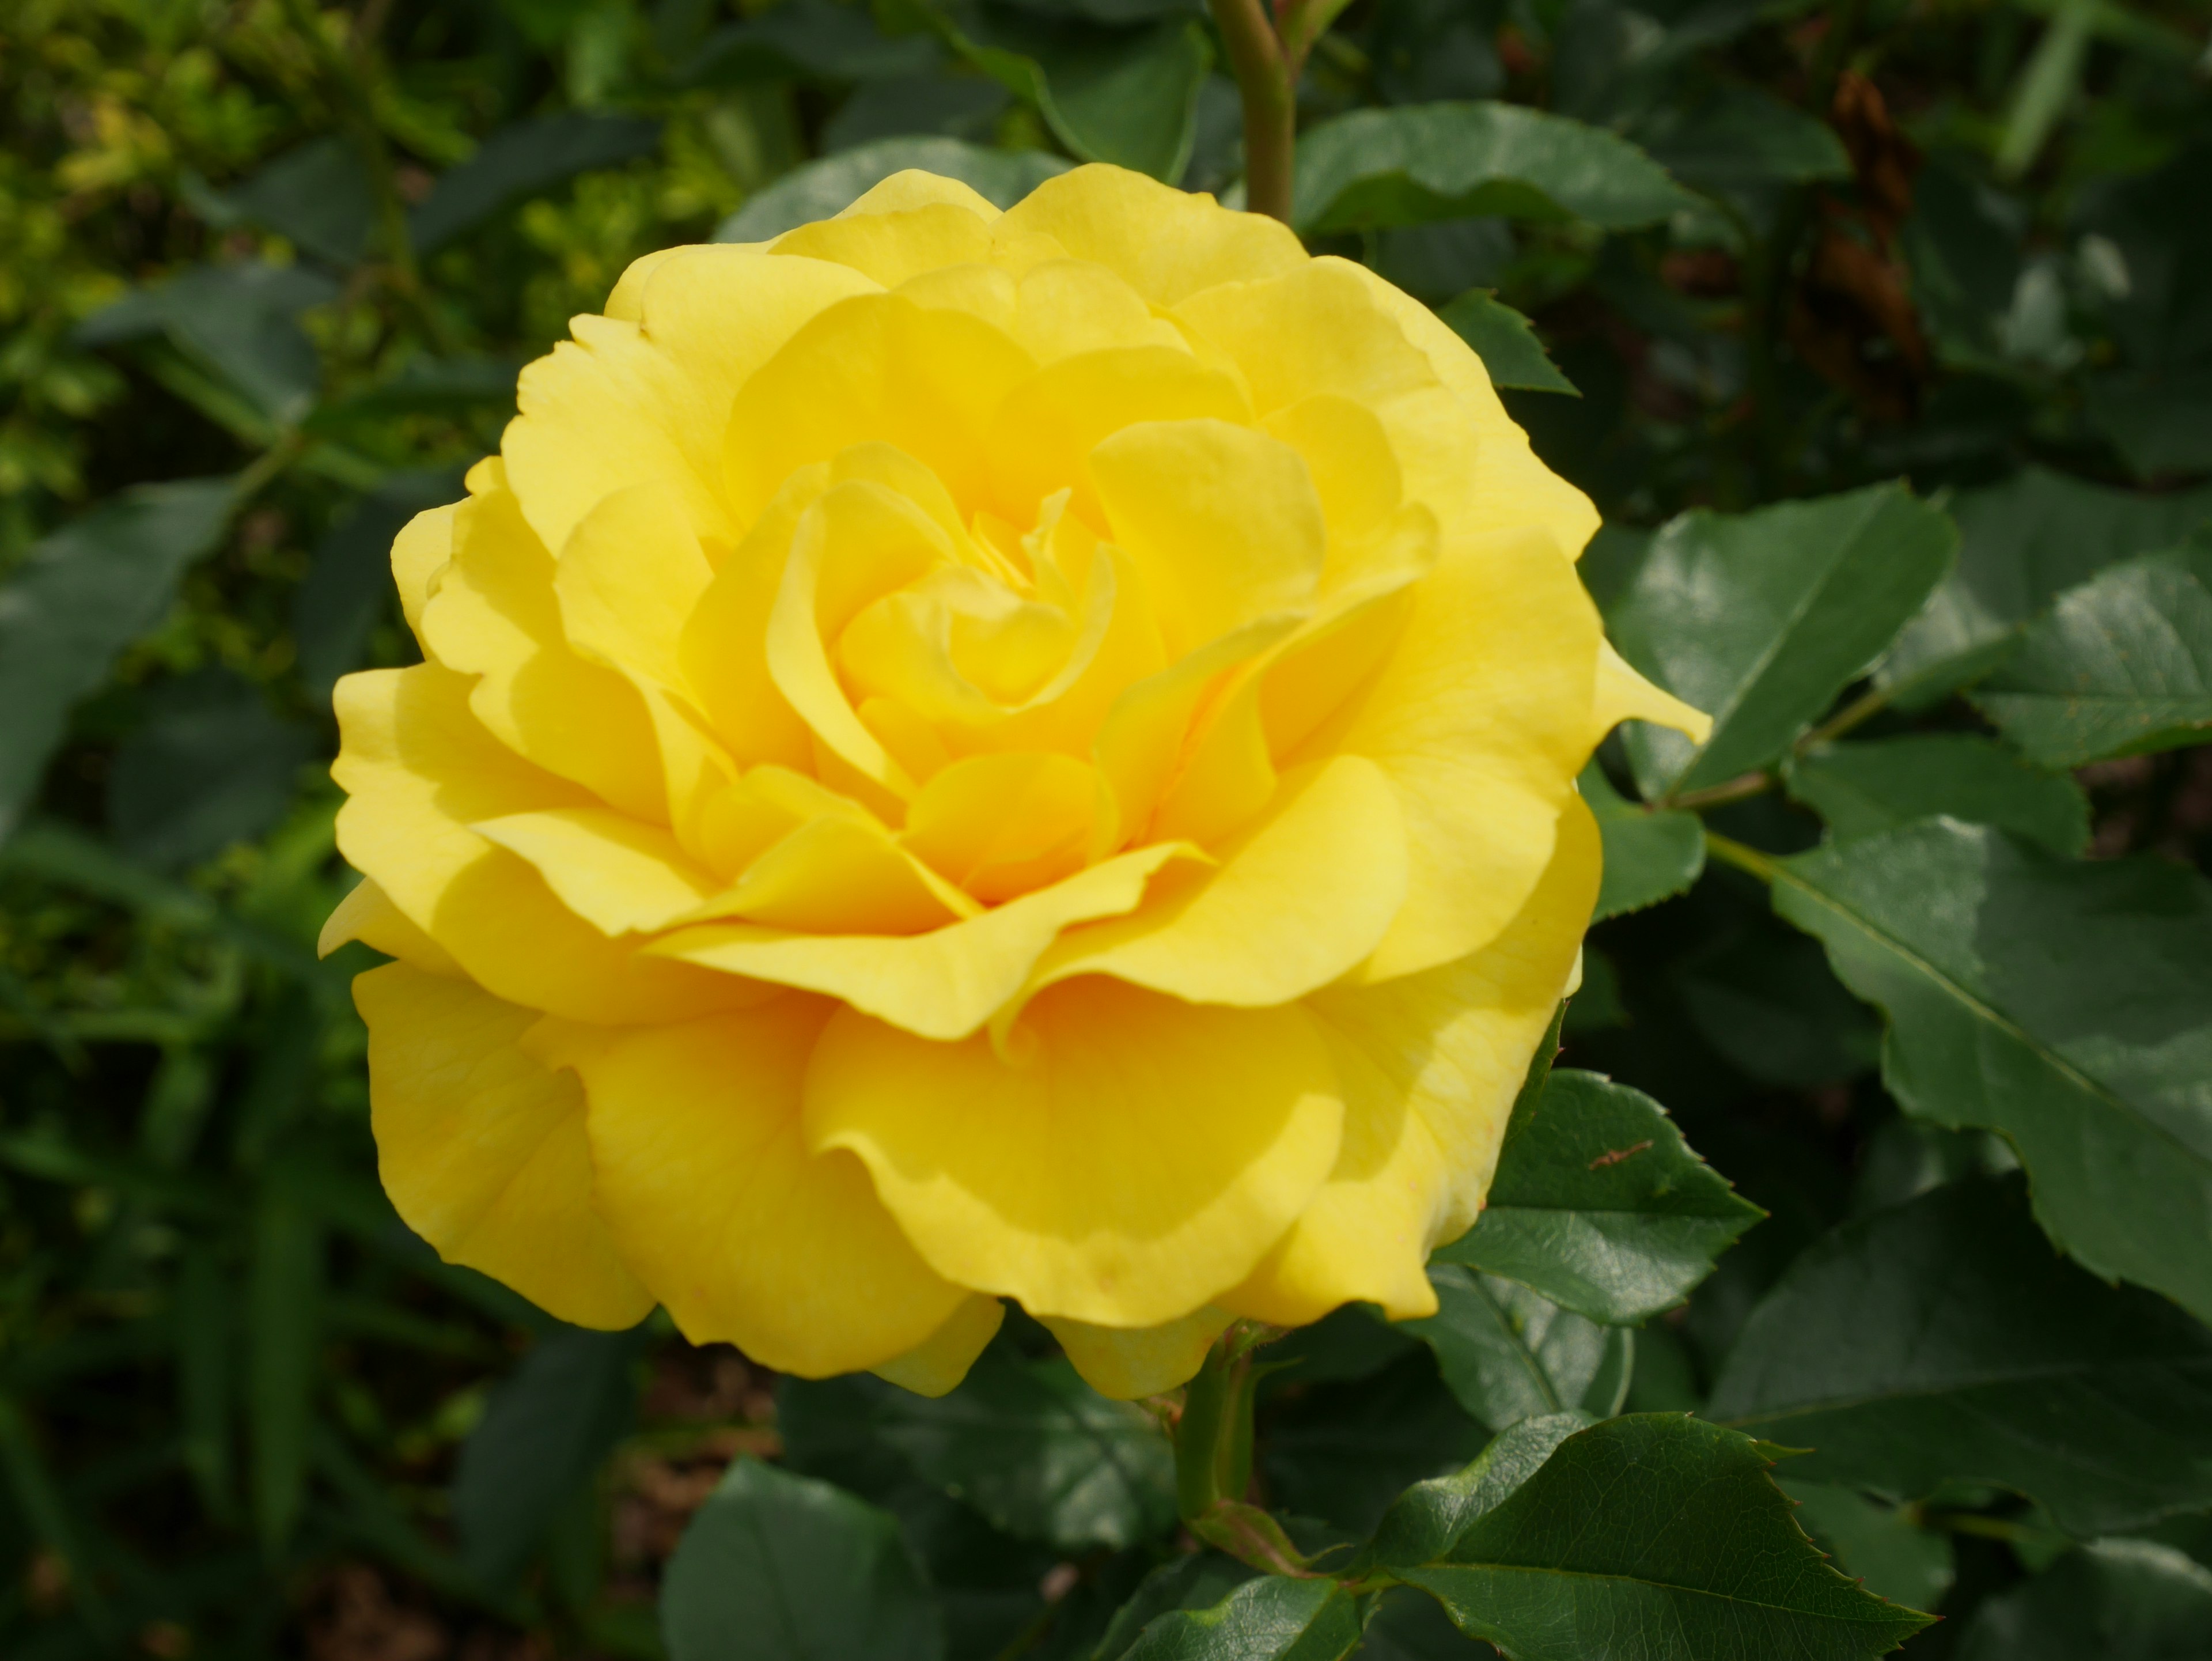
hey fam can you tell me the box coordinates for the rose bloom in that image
[323,164,1705,1399]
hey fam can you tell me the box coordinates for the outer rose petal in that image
[320,876,459,976]
[1594,639,1713,744]
[531,999,971,1378]
[357,962,653,1330]
[872,1296,1007,1398]
[1045,1307,1233,1400]
[1223,794,1601,1325]
[995,165,1306,306]
[332,665,751,1024]
[802,978,1344,1326]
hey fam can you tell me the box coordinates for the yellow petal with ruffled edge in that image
[357,962,653,1330]
[531,998,970,1377]
[1224,795,1601,1325]
[803,978,1343,1326]
[1045,1307,1233,1400]
[995,165,1305,307]
[320,876,460,977]
[1594,639,1711,744]
[873,1296,1007,1398]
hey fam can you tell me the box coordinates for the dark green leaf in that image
[1581,761,1703,918]
[293,468,465,695]
[2086,366,2212,482]
[454,1325,648,1591]
[108,668,316,872]
[1435,290,1577,395]
[1877,466,2212,706]
[1400,1414,1930,1660]
[1121,1576,1364,1661]
[175,1246,234,1521]
[870,1345,1175,1552]
[1764,820,2212,1324]
[823,74,1012,152]
[1435,1069,1762,1325]
[1404,1265,1624,1429]
[1364,1412,1590,1572]
[1780,1483,1954,1613]
[1609,484,1957,797]
[248,1177,321,1552]
[1785,734,2089,856]
[224,136,377,267]
[1634,80,1852,195]
[716,137,1073,241]
[1096,1555,1257,1661]
[1260,1350,1485,1537]
[1956,1539,2212,1661]
[929,8,1211,181]
[77,263,338,422]
[0,479,233,843]
[1710,1177,2212,1537]
[692,0,940,84]
[1678,927,1881,1089]
[1292,101,1694,234]
[410,112,664,255]
[1972,543,2212,766]
[661,1458,944,1661]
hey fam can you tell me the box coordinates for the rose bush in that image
[323,162,1705,1401]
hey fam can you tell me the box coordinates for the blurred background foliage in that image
[1,0,2209,1656]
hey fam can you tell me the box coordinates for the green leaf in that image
[1402,1266,1627,1430]
[1956,1539,2212,1660]
[410,112,664,255]
[454,1325,648,1591]
[2086,366,2212,482]
[868,1345,1175,1552]
[1608,484,1957,798]
[1436,290,1578,395]
[1635,80,1853,195]
[1876,466,2212,707]
[1260,1350,1486,1537]
[1785,734,2089,856]
[1971,543,2212,766]
[1762,819,2212,1325]
[928,9,1211,181]
[1434,1069,1762,1325]
[1677,926,1882,1089]
[1581,762,1704,918]
[1291,101,1695,234]
[692,0,939,84]
[1710,1177,2212,1538]
[248,1175,322,1553]
[77,263,338,423]
[1398,1414,1930,1660]
[1096,1554,1259,1661]
[293,468,468,697]
[107,668,317,872]
[661,1457,944,1661]
[1120,1576,1365,1661]
[1780,1483,1954,1613]
[1364,1412,1590,1572]
[716,137,1073,241]
[223,135,377,267]
[175,1245,235,1521]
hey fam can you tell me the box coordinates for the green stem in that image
[1206,0,1296,222]
[1175,1326,1260,1518]
[1702,829,1779,883]
[1798,683,1892,750]
[1665,770,1775,813]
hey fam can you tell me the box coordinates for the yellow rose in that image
[323,164,1705,1400]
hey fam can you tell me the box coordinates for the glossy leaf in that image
[1292,101,1694,234]
[223,135,377,267]
[1955,1539,2212,1661]
[107,668,317,872]
[1765,820,2212,1325]
[1781,1482,1955,1613]
[661,1458,944,1661]
[77,263,338,423]
[410,112,663,255]
[869,1346,1175,1552]
[1399,1414,1931,1660]
[1121,1576,1366,1661]
[1581,762,1703,918]
[717,136,1072,241]
[1635,80,1853,194]
[1363,1412,1590,1572]
[454,1325,649,1591]
[1260,1350,1485,1537]
[1096,1555,1259,1661]
[1435,1069,1762,1325]
[1785,734,2089,856]
[1608,484,1956,798]
[1437,290,1577,395]
[1877,466,2212,705]
[1710,1177,2212,1537]
[0,479,233,845]
[1403,1266,1627,1429]
[1972,543,2212,766]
